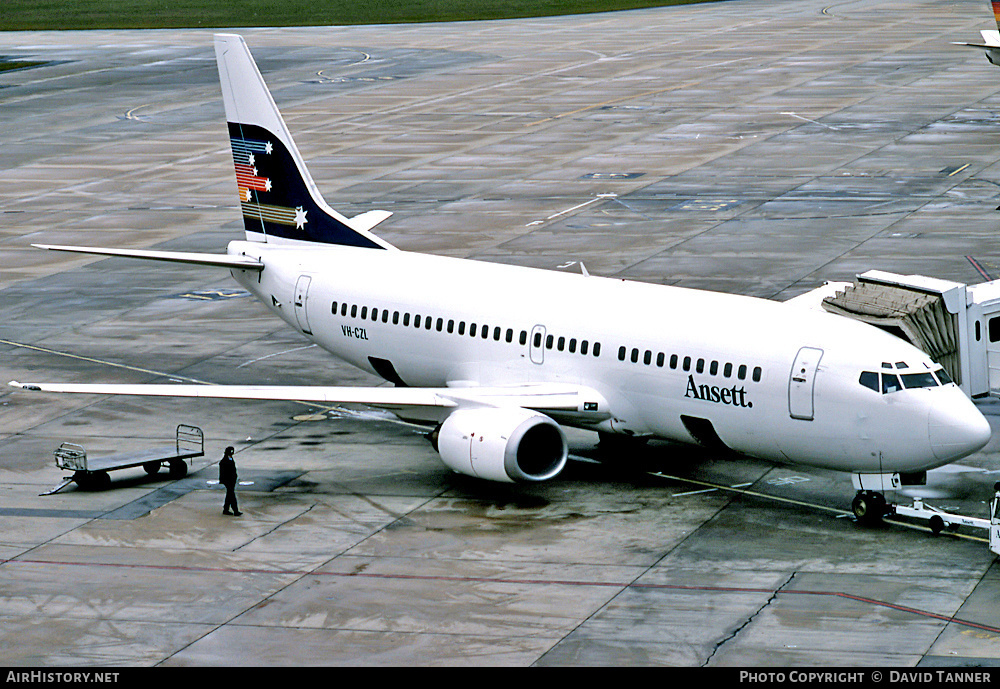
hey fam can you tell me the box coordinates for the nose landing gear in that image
[852,490,888,526]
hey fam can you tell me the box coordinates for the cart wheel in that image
[143,461,162,475]
[929,515,944,535]
[95,471,111,490]
[168,460,188,479]
[76,471,111,491]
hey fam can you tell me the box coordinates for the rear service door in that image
[294,275,313,335]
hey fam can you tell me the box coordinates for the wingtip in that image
[9,381,41,391]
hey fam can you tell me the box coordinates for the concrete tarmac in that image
[3,0,1000,667]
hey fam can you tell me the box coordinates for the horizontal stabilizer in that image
[33,244,264,270]
[348,210,393,232]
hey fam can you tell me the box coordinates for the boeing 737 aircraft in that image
[10,34,993,525]
[955,1,1000,64]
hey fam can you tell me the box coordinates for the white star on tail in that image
[294,207,308,229]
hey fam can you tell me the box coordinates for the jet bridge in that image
[822,270,1000,399]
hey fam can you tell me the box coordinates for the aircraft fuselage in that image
[229,239,991,476]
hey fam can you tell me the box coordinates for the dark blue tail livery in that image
[227,122,384,248]
[216,33,393,249]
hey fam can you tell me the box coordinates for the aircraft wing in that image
[8,380,608,423]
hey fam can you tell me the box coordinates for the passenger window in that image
[447,319,454,333]
[738,364,747,380]
[393,311,399,325]
[331,301,338,314]
[494,327,501,341]
[458,321,465,335]
[882,374,902,394]
[752,366,762,383]
[557,336,565,351]
[670,354,678,369]
[534,332,542,348]
[546,335,554,349]
[470,323,478,337]
[696,359,704,374]
[361,307,368,319]
[426,317,433,330]
[341,303,348,316]
[723,363,732,378]
[520,331,527,346]
[414,314,421,328]
[371,308,378,321]
[403,313,410,326]
[568,338,576,353]
[618,346,626,361]
[506,328,514,343]
[382,310,389,323]
[482,325,489,339]
[710,361,718,376]
[656,352,664,367]
[436,318,443,332]
[859,371,879,392]
[581,340,589,355]
[631,348,639,364]
[593,343,601,357]
[683,356,691,371]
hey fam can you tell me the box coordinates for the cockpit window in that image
[901,372,938,389]
[881,373,903,394]
[860,367,949,394]
[859,371,879,392]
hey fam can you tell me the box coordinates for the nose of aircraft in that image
[928,398,992,462]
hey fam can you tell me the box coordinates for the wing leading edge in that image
[8,380,609,424]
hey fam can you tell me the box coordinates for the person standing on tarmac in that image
[219,446,242,516]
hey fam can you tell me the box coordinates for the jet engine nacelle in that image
[436,407,568,483]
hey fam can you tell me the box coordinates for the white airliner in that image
[10,34,992,524]
[954,1,1000,65]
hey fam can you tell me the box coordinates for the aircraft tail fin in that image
[214,34,394,249]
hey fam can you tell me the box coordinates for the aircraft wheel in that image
[852,491,886,526]
[143,461,161,475]
[597,432,648,457]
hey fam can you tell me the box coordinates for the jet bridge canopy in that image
[822,271,965,386]
[821,270,1000,398]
